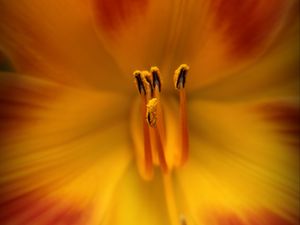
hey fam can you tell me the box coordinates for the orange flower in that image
[0,0,299,224]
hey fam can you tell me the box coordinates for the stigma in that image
[133,64,189,179]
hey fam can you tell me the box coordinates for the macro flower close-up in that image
[0,0,299,225]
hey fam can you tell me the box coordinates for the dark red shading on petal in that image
[44,206,88,225]
[0,51,14,72]
[210,0,286,57]
[0,8,50,74]
[205,209,298,225]
[204,210,246,225]
[93,0,148,34]
[0,76,61,141]
[216,212,246,225]
[249,209,298,225]
[255,102,300,147]
[0,191,41,222]
[0,191,90,225]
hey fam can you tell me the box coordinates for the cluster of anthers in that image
[133,64,189,178]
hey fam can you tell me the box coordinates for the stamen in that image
[150,66,166,143]
[174,64,189,90]
[133,70,153,179]
[146,98,168,172]
[174,64,189,165]
[142,97,153,178]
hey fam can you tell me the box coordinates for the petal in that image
[0,72,132,141]
[0,191,92,225]
[0,50,14,72]
[0,71,133,224]
[0,140,131,225]
[90,0,179,77]
[0,0,127,91]
[101,164,171,225]
[190,13,299,98]
[203,209,298,225]
[182,0,298,91]
[177,99,299,224]
[91,0,299,92]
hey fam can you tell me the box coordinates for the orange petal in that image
[210,0,286,57]
[204,209,298,225]
[0,71,133,224]
[90,0,177,77]
[189,12,299,99]
[182,0,298,90]
[0,0,126,90]
[93,0,148,34]
[255,102,300,147]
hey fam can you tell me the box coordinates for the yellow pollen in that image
[146,98,158,127]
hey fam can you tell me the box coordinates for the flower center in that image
[131,65,189,180]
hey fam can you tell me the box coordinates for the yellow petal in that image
[0,127,131,225]
[101,164,171,225]
[0,0,127,91]
[177,99,299,224]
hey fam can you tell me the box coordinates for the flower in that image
[0,0,299,225]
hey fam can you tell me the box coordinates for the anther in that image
[150,66,162,92]
[133,70,146,95]
[174,64,189,90]
[141,71,153,98]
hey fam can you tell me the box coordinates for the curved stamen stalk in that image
[134,71,153,179]
[174,64,190,166]
[151,66,166,144]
